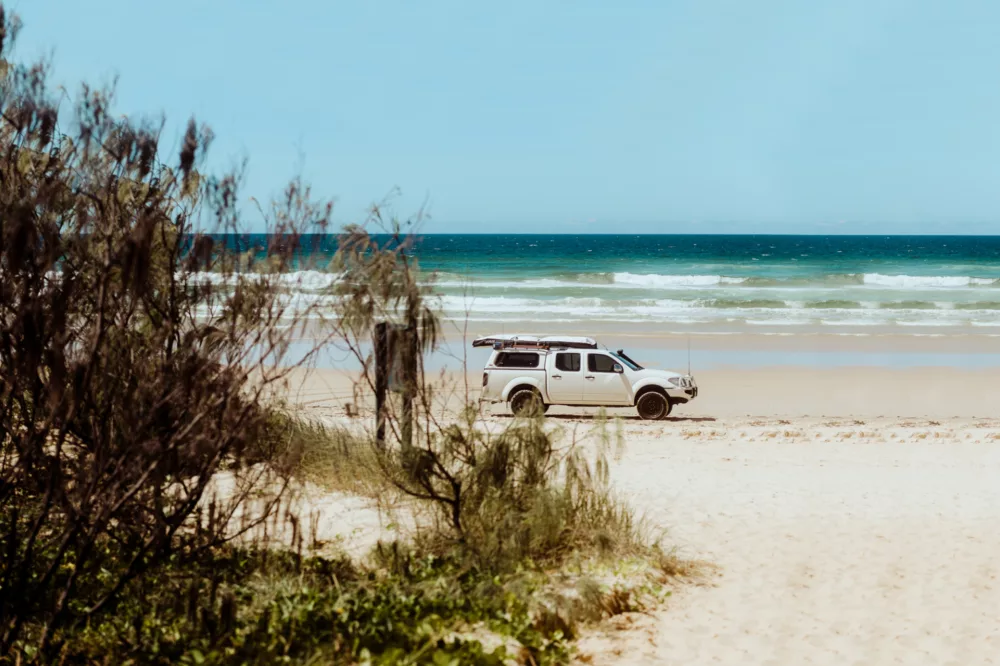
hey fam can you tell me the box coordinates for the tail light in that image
[482,372,489,387]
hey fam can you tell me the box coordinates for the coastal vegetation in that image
[0,7,687,663]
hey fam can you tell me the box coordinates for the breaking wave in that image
[861,274,1000,288]
[186,268,1000,329]
[437,271,1000,290]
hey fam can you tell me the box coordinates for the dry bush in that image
[401,411,642,570]
[0,7,332,656]
[278,414,389,498]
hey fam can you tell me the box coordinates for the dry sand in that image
[283,365,1000,664]
[575,415,1000,665]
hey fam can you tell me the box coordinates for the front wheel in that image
[509,389,545,417]
[636,391,671,420]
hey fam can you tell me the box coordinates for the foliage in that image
[0,5,331,657]
[285,416,388,498]
[3,543,586,665]
[390,411,639,572]
[0,4,690,663]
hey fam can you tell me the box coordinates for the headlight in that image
[668,377,682,387]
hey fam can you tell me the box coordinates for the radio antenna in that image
[687,334,691,376]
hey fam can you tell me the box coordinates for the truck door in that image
[547,352,585,403]
[584,352,631,405]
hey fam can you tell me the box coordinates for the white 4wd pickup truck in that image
[474,334,698,420]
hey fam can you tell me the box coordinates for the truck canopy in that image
[471,334,598,349]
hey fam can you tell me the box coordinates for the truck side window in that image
[495,352,540,368]
[555,352,580,372]
[588,354,617,373]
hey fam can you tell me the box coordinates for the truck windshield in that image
[611,351,642,371]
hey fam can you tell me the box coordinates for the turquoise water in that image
[415,235,1000,331]
[214,234,1000,332]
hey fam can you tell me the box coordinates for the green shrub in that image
[7,544,578,665]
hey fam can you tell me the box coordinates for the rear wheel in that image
[636,391,671,420]
[509,388,545,417]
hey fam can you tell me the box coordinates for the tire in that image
[636,391,671,420]
[509,388,545,417]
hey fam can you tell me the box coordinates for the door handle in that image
[585,376,595,380]
[552,375,562,379]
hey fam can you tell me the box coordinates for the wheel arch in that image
[502,377,545,402]
[633,382,670,406]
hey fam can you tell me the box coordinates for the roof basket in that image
[471,334,598,350]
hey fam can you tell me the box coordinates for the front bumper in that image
[666,377,698,403]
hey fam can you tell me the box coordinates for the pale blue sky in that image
[13,0,1000,234]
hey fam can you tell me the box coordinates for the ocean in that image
[212,234,1000,334]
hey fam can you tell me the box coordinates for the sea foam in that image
[862,274,999,288]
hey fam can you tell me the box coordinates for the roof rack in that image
[471,334,598,350]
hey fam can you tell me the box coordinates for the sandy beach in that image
[575,415,1000,664]
[281,341,1000,665]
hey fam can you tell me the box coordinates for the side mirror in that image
[613,363,624,373]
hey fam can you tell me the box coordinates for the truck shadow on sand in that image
[494,414,717,423]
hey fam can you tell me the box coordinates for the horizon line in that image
[202,231,1000,237]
